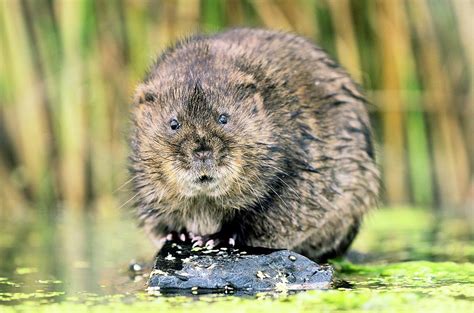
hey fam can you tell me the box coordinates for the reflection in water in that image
[0,207,472,307]
[0,209,155,305]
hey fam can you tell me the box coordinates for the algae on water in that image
[0,207,472,312]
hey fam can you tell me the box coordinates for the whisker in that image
[266,184,292,213]
[118,192,140,210]
[113,175,138,194]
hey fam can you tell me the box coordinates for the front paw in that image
[191,233,238,249]
[164,230,191,243]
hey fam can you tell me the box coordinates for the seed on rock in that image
[288,255,297,261]
[256,271,266,279]
[165,253,176,261]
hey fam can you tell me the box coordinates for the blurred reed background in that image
[0,0,472,219]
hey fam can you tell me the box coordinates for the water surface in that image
[0,207,472,312]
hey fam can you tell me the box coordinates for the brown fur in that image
[129,28,379,262]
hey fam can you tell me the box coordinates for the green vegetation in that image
[0,1,472,312]
[1,261,471,312]
[0,208,472,312]
[1,274,473,313]
[0,0,472,216]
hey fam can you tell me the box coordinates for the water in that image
[0,207,472,312]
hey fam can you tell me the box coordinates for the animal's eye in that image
[170,119,180,130]
[218,114,228,125]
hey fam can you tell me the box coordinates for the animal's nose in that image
[193,148,213,161]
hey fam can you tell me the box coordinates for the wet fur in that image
[129,28,379,262]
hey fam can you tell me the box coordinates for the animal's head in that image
[130,43,282,209]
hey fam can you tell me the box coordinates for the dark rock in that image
[147,240,333,294]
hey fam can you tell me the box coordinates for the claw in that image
[192,240,203,248]
[205,239,215,249]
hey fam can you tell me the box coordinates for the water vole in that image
[129,28,379,262]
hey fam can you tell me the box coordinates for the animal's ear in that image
[232,71,258,100]
[131,84,156,129]
[238,82,258,93]
[133,84,157,106]
[234,82,258,102]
